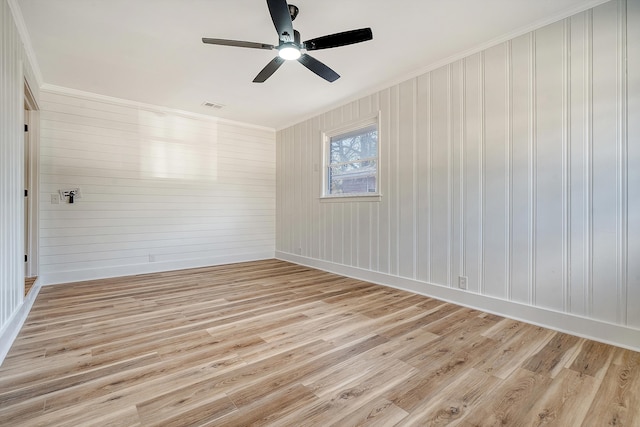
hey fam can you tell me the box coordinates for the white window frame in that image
[320,112,381,202]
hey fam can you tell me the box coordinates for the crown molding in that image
[40,84,275,132]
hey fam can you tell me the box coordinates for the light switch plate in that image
[59,187,82,200]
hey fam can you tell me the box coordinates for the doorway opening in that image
[24,80,38,295]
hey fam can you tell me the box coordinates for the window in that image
[322,115,379,199]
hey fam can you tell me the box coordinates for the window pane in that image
[329,126,378,165]
[329,159,377,194]
[324,119,379,197]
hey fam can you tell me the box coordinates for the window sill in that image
[319,194,382,203]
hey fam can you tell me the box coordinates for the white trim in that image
[0,279,41,366]
[24,80,39,278]
[276,0,613,131]
[39,84,275,132]
[322,112,381,137]
[39,252,275,286]
[276,251,640,352]
[320,195,381,203]
[23,78,38,109]
[6,0,43,87]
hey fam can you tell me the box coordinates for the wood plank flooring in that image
[1,259,638,426]
[24,277,36,297]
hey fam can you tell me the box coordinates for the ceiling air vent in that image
[202,101,224,109]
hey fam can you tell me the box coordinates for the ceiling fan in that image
[202,0,373,83]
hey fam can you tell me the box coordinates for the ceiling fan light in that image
[278,45,301,60]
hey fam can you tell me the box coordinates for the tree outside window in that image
[326,123,378,196]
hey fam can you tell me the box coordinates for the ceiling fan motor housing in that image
[289,4,299,20]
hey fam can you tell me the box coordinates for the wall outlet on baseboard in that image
[458,276,468,290]
[149,254,156,262]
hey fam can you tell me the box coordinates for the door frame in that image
[24,80,39,278]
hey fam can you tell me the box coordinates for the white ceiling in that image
[17,0,604,129]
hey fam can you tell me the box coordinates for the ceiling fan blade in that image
[202,38,275,50]
[297,54,340,82]
[304,28,373,51]
[266,0,294,42]
[253,57,286,83]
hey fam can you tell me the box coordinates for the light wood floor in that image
[24,277,37,297]
[1,260,638,426]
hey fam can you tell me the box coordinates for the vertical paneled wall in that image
[0,0,38,336]
[628,0,640,329]
[277,0,639,330]
[39,91,275,284]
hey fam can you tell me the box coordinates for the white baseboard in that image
[276,251,640,352]
[0,279,42,366]
[39,252,275,286]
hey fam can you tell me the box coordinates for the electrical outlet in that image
[51,193,59,204]
[149,254,156,262]
[458,276,468,290]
